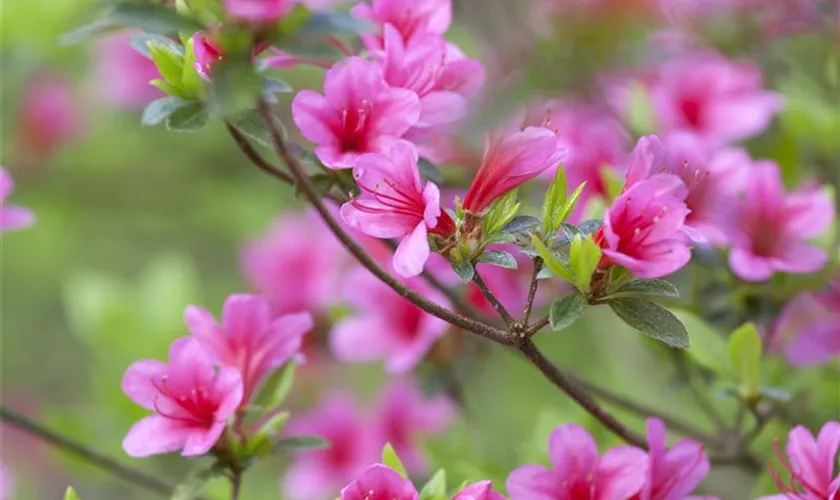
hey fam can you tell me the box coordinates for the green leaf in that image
[608,298,690,349]
[149,42,185,85]
[253,361,296,411]
[600,165,624,201]
[451,261,475,283]
[418,469,447,500]
[171,462,224,500]
[624,81,654,135]
[262,76,292,95]
[58,20,118,46]
[542,166,568,234]
[64,487,82,500]
[274,435,330,454]
[554,181,587,231]
[150,79,192,99]
[531,235,574,283]
[180,36,205,96]
[128,33,183,58]
[272,4,312,44]
[228,109,278,149]
[209,53,262,117]
[608,279,679,300]
[483,189,521,237]
[310,172,337,197]
[300,11,375,36]
[418,157,444,185]
[142,97,192,126]
[248,411,291,457]
[577,219,602,236]
[104,2,203,35]
[727,322,762,400]
[166,102,209,132]
[568,234,601,293]
[672,310,728,374]
[476,250,518,269]
[549,293,587,331]
[382,443,408,478]
[501,215,540,235]
[183,0,226,24]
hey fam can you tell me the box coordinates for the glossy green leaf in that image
[149,41,184,85]
[382,443,408,478]
[142,97,192,126]
[550,293,587,331]
[608,298,690,349]
[166,102,209,132]
[209,53,261,117]
[501,215,540,235]
[531,235,574,283]
[104,2,203,35]
[64,487,82,500]
[418,470,447,500]
[568,234,601,292]
[542,166,568,234]
[248,411,291,457]
[254,361,296,411]
[727,322,762,399]
[608,279,680,300]
[476,250,518,269]
[555,181,587,231]
[451,261,475,283]
[483,189,521,237]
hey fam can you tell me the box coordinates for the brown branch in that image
[472,270,515,325]
[526,315,550,337]
[523,258,542,325]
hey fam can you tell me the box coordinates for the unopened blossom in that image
[375,26,485,128]
[122,337,243,457]
[224,0,295,23]
[725,162,833,282]
[463,126,566,213]
[192,33,224,80]
[283,392,380,500]
[241,209,345,316]
[758,421,840,500]
[352,0,452,49]
[93,32,162,109]
[635,418,715,500]
[374,378,455,472]
[340,141,454,277]
[340,464,418,500]
[507,424,647,500]
[646,52,783,145]
[185,294,312,407]
[453,481,507,500]
[0,167,35,232]
[330,268,450,373]
[15,73,81,168]
[772,275,840,367]
[292,57,421,169]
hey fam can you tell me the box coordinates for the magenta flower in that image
[453,481,507,500]
[772,276,840,367]
[93,32,162,109]
[193,33,224,80]
[224,0,295,23]
[185,294,312,407]
[340,140,454,277]
[0,168,35,232]
[351,0,452,49]
[340,464,418,500]
[725,162,833,282]
[241,210,346,316]
[122,337,243,457]
[15,73,81,168]
[760,421,840,500]
[330,268,450,373]
[283,392,380,500]
[647,52,783,145]
[374,378,455,472]
[463,126,565,213]
[507,424,647,500]
[292,57,421,169]
[375,26,485,128]
[637,418,714,500]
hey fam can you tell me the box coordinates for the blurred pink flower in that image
[330,267,450,373]
[772,276,840,367]
[759,421,840,500]
[725,162,833,282]
[340,141,454,277]
[453,480,507,500]
[193,33,225,80]
[646,52,782,145]
[241,209,345,316]
[351,0,452,50]
[507,424,648,500]
[340,464,418,500]
[15,73,81,168]
[292,57,421,169]
[185,294,312,407]
[374,378,455,472]
[224,0,295,23]
[0,167,35,232]
[375,26,485,129]
[93,32,162,109]
[636,418,714,500]
[463,126,565,213]
[122,337,243,457]
[0,462,12,500]
[283,392,380,500]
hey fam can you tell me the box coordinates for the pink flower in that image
[374,378,455,472]
[772,276,840,367]
[351,0,452,50]
[340,140,454,277]
[375,26,485,128]
[340,464,418,500]
[725,162,833,282]
[224,0,295,23]
[647,52,782,145]
[453,481,507,500]
[241,209,346,316]
[93,32,163,109]
[330,267,450,373]
[193,33,225,80]
[292,57,421,169]
[463,126,565,213]
[636,418,714,500]
[283,392,380,500]
[122,337,243,457]
[759,421,840,500]
[15,73,81,168]
[0,168,35,232]
[507,424,648,500]
[185,294,312,407]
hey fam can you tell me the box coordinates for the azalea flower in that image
[340,464,418,500]
[351,0,452,49]
[759,421,840,500]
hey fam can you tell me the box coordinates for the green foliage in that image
[568,235,601,293]
[476,249,518,269]
[418,157,444,185]
[209,54,263,118]
[382,443,409,478]
[608,298,690,349]
[142,97,194,126]
[105,2,203,36]
[63,487,82,500]
[418,470,448,500]
[606,279,680,300]
[549,293,587,332]
[483,189,521,238]
[274,435,330,454]
[541,167,587,235]
[171,462,224,500]
[531,235,574,283]
[727,323,763,400]
[167,102,210,132]
[254,361,296,411]
[248,411,291,457]
[624,81,654,135]
[452,261,476,283]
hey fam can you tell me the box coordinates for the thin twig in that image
[472,270,515,325]
[230,471,243,500]
[523,258,542,325]
[0,406,173,496]
[525,315,550,337]
[225,123,294,185]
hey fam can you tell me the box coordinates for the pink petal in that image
[784,322,840,366]
[181,422,226,457]
[729,248,775,282]
[785,187,834,238]
[340,201,417,238]
[393,223,429,277]
[707,93,783,144]
[370,87,421,137]
[183,305,217,337]
[123,415,189,457]
[817,422,840,488]
[0,206,35,231]
[772,243,828,275]
[292,90,339,145]
[625,135,665,187]
[0,167,14,202]
[417,91,467,127]
[422,182,442,228]
[506,465,558,500]
[212,366,244,421]
[222,294,271,340]
[122,360,168,410]
[786,426,824,489]
[386,330,436,373]
[548,424,599,476]
[325,57,385,110]
[166,337,215,393]
[596,446,647,500]
[315,145,360,170]
[330,316,390,363]
[438,58,486,98]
